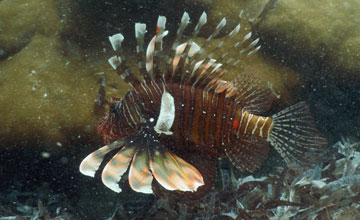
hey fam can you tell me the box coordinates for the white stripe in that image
[238,110,246,133]
[251,116,261,134]
[267,121,274,140]
[150,81,161,97]
[244,114,254,133]
[259,117,269,137]
[122,103,135,130]
[124,100,137,126]
[128,93,141,119]
[146,36,156,73]
[141,83,152,101]
[144,82,155,100]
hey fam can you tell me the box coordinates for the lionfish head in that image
[97,100,131,143]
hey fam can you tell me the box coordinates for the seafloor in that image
[1,0,360,219]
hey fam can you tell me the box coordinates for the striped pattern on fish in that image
[79,11,327,197]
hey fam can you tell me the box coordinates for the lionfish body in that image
[80,12,327,195]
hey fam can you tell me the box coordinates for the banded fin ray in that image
[170,12,207,84]
[152,152,216,200]
[80,135,204,193]
[79,140,125,177]
[108,34,140,87]
[128,148,153,194]
[135,23,149,81]
[225,134,270,172]
[164,11,191,82]
[145,16,169,81]
[269,102,328,169]
[229,67,274,114]
[102,145,137,193]
[150,148,204,192]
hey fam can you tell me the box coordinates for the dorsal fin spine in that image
[135,23,150,81]
[108,33,140,87]
[165,12,190,82]
[153,16,168,81]
[171,12,207,84]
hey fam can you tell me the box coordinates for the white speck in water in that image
[41,152,51,158]
[56,142,62,147]
[150,118,154,122]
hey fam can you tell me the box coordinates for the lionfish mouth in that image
[79,132,204,194]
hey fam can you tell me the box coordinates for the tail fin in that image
[268,102,327,169]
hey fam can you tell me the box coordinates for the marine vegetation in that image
[1,138,358,219]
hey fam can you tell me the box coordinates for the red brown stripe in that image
[190,87,204,145]
[214,92,225,148]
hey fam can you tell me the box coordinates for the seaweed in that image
[1,138,360,219]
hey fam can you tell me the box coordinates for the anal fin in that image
[225,134,270,172]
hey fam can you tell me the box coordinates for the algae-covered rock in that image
[0,0,128,149]
[0,33,109,149]
[254,0,360,85]
[0,0,64,59]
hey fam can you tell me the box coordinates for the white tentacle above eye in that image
[154,90,175,135]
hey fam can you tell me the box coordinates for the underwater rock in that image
[254,0,360,85]
[0,0,130,149]
[0,0,64,59]
[0,33,112,149]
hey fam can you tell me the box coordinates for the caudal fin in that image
[268,102,327,169]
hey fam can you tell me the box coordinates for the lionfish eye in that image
[109,104,118,115]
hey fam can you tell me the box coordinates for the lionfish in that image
[79,12,327,196]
